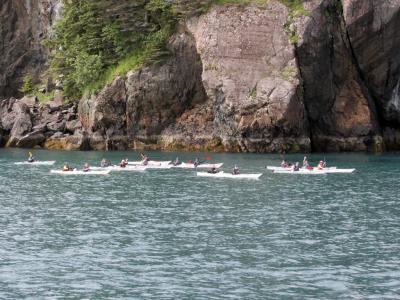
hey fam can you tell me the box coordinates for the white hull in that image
[324,168,355,174]
[145,165,173,169]
[273,170,328,174]
[91,166,147,172]
[173,162,224,169]
[267,166,337,171]
[50,170,111,175]
[273,168,355,174]
[128,160,171,166]
[197,171,262,179]
[15,161,56,166]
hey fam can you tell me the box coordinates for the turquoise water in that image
[0,148,400,299]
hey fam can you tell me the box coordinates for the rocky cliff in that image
[0,0,61,98]
[1,0,400,152]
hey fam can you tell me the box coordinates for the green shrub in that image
[20,74,35,95]
[46,0,177,99]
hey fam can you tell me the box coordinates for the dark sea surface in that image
[0,148,399,299]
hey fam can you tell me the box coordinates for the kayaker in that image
[142,155,149,165]
[302,156,309,168]
[172,157,181,166]
[207,166,218,174]
[141,156,149,166]
[120,159,127,168]
[83,163,90,172]
[232,164,240,175]
[293,162,300,171]
[63,162,72,171]
[27,152,35,163]
[281,159,288,168]
[100,158,110,168]
[194,158,200,167]
[317,160,324,170]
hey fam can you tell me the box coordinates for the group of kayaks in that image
[13,154,356,180]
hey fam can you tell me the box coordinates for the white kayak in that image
[272,169,328,175]
[267,166,337,171]
[90,165,147,172]
[15,161,56,166]
[145,164,173,169]
[173,162,224,169]
[197,171,262,179]
[50,169,111,175]
[272,168,355,174]
[324,168,355,174]
[128,160,171,166]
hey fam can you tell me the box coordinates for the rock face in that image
[295,0,383,151]
[0,96,83,149]
[184,3,310,152]
[78,26,207,151]
[78,3,311,152]
[342,0,400,150]
[1,0,400,152]
[0,0,61,98]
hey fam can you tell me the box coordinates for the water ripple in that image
[0,149,400,299]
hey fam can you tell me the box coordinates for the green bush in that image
[46,0,177,99]
[20,74,35,95]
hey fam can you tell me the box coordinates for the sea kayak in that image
[15,161,56,166]
[272,169,328,174]
[128,160,171,166]
[50,169,111,175]
[197,171,262,179]
[272,168,355,174]
[144,164,173,169]
[267,166,337,171]
[173,162,224,169]
[90,165,147,172]
[323,168,355,174]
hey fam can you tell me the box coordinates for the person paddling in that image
[281,159,288,168]
[293,162,300,171]
[232,164,240,175]
[100,158,110,168]
[302,156,309,168]
[27,152,35,163]
[172,157,181,166]
[194,157,200,167]
[207,166,218,174]
[63,162,72,171]
[120,159,127,168]
[317,160,325,170]
[83,163,90,172]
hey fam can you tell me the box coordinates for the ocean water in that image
[0,148,399,299]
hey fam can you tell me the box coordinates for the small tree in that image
[20,74,35,95]
[72,52,103,90]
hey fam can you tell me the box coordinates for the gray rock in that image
[16,131,45,148]
[50,131,64,139]
[46,120,66,132]
[6,102,32,147]
[65,120,80,133]
[0,0,62,98]
[343,0,400,123]
[79,76,127,134]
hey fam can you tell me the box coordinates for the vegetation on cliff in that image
[46,0,174,99]
[45,0,306,99]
